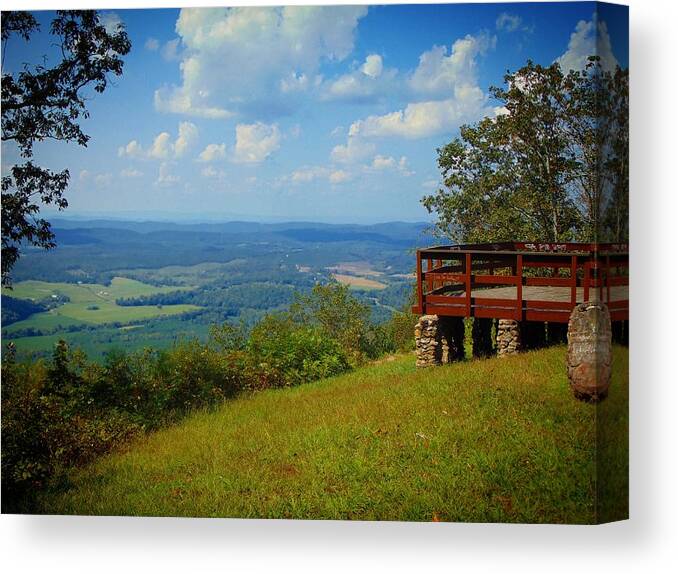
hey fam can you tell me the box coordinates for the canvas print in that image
[0,2,628,523]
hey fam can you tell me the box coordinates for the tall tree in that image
[423,59,628,244]
[1,11,131,285]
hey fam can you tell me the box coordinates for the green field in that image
[3,277,200,335]
[39,346,629,523]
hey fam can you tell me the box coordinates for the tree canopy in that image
[1,10,131,285]
[422,58,628,245]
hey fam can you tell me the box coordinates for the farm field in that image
[2,277,200,334]
[38,346,629,523]
[332,273,387,290]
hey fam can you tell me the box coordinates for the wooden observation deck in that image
[412,242,628,323]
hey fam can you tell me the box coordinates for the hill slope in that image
[38,346,628,523]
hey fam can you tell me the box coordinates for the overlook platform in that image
[412,242,629,324]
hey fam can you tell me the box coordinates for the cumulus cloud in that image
[155,6,367,119]
[348,85,490,139]
[330,136,375,164]
[145,37,160,51]
[120,168,143,178]
[289,165,350,185]
[369,155,414,176]
[344,32,496,140]
[162,39,182,62]
[329,170,350,184]
[99,12,123,34]
[408,33,494,97]
[156,162,180,186]
[233,122,281,163]
[362,54,383,78]
[371,155,396,170]
[496,13,522,33]
[94,172,113,187]
[119,122,198,160]
[556,16,619,73]
[324,53,396,102]
[117,140,144,159]
[198,143,227,162]
[174,122,199,158]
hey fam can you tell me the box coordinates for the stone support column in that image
[496,319,521,357]
[415,315,464,367]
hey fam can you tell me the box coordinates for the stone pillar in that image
[522,321,546,350]
[472,318,494,358]
[567,303,612,402]
[415,315,464,367]
[496,319,521,357]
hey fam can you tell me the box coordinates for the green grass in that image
[3,277,200,336]
[38,345,628,523]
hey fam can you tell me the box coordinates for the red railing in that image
[413,242,628,323]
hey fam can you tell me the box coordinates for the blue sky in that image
[1,2,628,223]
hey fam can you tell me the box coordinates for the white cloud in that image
[330,136,375,164]
[201,166,227,179]
[556,16,619,73]
[155,6,367,119]
[156,162,180,186]
[291,166,329,183]
[409,33,494,97]
[145,37,160,51]
[368,155,414,176]
[398,156,414,177]
[422,179,439,189]
[342,32,496,141]
[162,39,181,62]
[371,155,396,170]
[117,140,144,159]
[99,12,122,34]
[349,85,490,139]
[198,143,227,162]
[94,173,113,187]
[324,53,395,102]
[79,170,90,182]
[149,132,173,159]
[120,168,143,178]
[362,54,383,78]
[174,121,199,158]
[329,170,350,184]
[496,13,522,33]
[289,165,349,185]
[233,122,281,163]
[119,123,198,160]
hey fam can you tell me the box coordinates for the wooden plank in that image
[425,294,467,304]
[473,275,519,286]
[465,253,472,317]
[423,304,467,317]
[525,299,572,310]
[525,277,572,287]
[571,254,578,305]
[416,250,423,314]
[516,254,523,321]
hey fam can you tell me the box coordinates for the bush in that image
[248,314,350,385]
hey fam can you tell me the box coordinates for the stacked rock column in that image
[496,319,521,357]
[415,315,465,367]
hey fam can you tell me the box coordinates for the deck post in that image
[472,318,494,358]
[522,321,546,350]
[496,319,522,357]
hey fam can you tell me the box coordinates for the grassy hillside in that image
[38,345,628,523]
